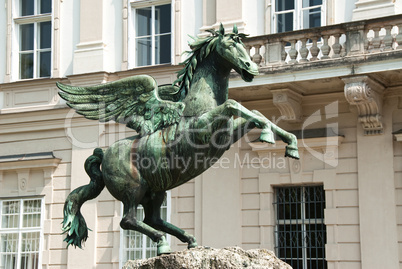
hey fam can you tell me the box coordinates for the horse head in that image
[214,24,259,82]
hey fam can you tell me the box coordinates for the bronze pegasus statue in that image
[58,24,299,255]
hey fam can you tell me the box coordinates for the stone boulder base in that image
[123,246,292,269]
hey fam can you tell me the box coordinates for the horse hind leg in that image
[143,191,198,250]
[120,202,171,256]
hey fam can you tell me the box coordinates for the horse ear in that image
[219,23,225,35]
[233,24,238,34]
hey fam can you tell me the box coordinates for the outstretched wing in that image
[57,75,185,136]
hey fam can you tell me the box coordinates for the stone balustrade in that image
[243,14,402,66]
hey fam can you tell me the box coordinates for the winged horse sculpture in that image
[58,25,299,255]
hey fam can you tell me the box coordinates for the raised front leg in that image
[251,110,299,159]
[198,100,299,159]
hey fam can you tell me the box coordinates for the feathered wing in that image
[57,75,185,136]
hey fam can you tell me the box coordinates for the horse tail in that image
[61,148,105,248]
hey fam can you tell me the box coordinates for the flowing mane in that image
[173,24,247,99]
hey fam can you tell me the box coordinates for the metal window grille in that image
[274,186,327,269]
[0,198,43,269]
[121,196,170,263]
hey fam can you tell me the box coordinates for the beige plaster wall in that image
[392,104,402,268]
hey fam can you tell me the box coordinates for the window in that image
[274,186,327,269]
[131,1,172,67]
[273,0,325,33]
[14,0,52,79]
[120,195,170,264]
[0,198,44,269]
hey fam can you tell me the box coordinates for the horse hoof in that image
[260,129,275,144]
[188,239,198,249]
[157,237,171,256]
[285,146,300,159]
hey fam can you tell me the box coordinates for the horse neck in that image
[184,53,230,116]
[187,52,231,106]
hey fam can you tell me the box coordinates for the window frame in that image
[119,191,171,267]
[272,0,326,33]
[128,0,174,68]
[12,0,53,81]
[273,185,327,269]
[0,197,45,269]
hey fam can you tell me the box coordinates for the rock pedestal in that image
[123,246,292,269]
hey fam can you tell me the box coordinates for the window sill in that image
[0,103,66,114]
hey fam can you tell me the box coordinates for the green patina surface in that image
[58,24,299,255]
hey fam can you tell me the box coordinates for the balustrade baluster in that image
[246,45,251,58]
[252,45,263,65]
[364,29,370,52]
[288,40,298,64]
[321,36,331,59]
[371,27,382,51]
[299,38,309,62]
[332,34,342,58]
[310,37,320,61]
[383,25,394,51]
[396,24,402,50]
[281,41,287,62]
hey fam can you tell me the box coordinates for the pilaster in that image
[355,96,399,269]
[73,0,107,74]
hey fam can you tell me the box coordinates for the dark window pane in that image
[136,37,151,66]
[20,0,34,16]
[276,0,294,11]
[303,0,322,7]
[20,24,34,51]
[40,0,52,14]
[288,259,303,269]
[277,225,303,258]
[305,186,325,219]
[303,8,321,29]
[39,51,51,77]
[276,187,302,220]
[20,53,34,79]
[39,21,51,49]
[155,4,171,34]
[277,12,293,33]
[306,224,326,248]
[155,34,171,64]
[136,7,152,37]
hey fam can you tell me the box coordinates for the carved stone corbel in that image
[271,89,302,121]
[342,76,384,135]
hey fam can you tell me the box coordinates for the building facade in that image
[0,0,402,268]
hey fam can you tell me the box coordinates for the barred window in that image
[274,186,327,269]
[121,195,170,264]
[0,198,43,269]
